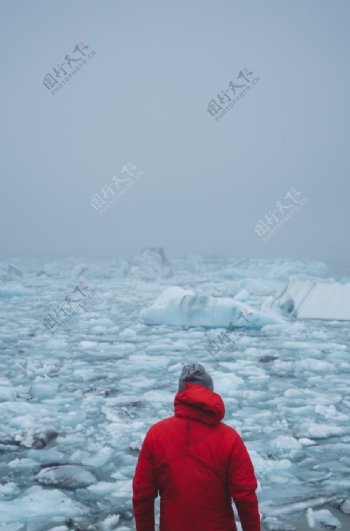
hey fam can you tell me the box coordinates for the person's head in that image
[178,362,214,392]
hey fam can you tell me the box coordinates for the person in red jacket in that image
[132,362,260,531]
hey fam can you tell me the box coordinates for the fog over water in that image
[1,0,350,270]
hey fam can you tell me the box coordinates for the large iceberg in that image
[275,277,350,320]
[140,286,282,328]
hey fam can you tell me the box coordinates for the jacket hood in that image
[174,382,225,425]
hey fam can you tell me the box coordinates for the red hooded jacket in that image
[132,383,260,531]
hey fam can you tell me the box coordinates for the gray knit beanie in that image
[178,362,214,391]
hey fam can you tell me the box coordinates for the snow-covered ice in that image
[275,277,350,320]
[36,464,97,488]
[0,256,349,529]
[141,286,282,328]
[306,507,342,528]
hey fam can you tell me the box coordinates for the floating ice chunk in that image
[306,507,342,528]
[269,435,302,459]
[310,329,328,340]
[294,422,344,439]
[234,289,250,301]
[128,353,169,370]
[121,374,155,390]
[0,286,30,297]
[8,458,38,469]
[269,260,328,280]
[0,376,12,387]
[0,524,25,531]
[87,481,116,496]
[0,482,20,498]
[90,325,107,334]
[259,355,278,363]
[276,277,350,320]
[249,450,292,485]
[314,404,348,421]
[338,499,350,514]
[42,338,67,350]
[81,446,114,467]
[142,390,173,402]
[110,479,132,498]
[0,485,87,522]
[264,497,331,517]
[141,287,282,328]
[36,464,97,488]
[145,340,190,353]
[79,340,98,349]
[211,372,244,396]
[262,516,296,530]
[32,428,58,449]
[283,341,346,351]
[31,382,59,400]
[167,362,183,373]
[2,423,56,451]
[169,340,191,351]
[90,318,115,328]
[98,514,120,530]
[41,361,60,377]
[295,359,334,373]
[0,387,16,402]
[119,327,137,339]
[298,437,317,447]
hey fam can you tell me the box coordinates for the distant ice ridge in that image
[119,247,173,280]
[140,286,283,328]
[275,277,350,320]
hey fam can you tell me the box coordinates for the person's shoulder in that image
[146,416,175,436]
[218,422,250,456]
[218,421,241,441]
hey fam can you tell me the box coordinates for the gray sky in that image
[1,0,349,265]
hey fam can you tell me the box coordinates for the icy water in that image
[0,255,350,530]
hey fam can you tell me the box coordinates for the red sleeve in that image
[228,433,261,531]
[132,429,158,531]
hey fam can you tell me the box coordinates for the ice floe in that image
[0,256,349,529]
[275,277,350,320]
[141,286,282,328]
